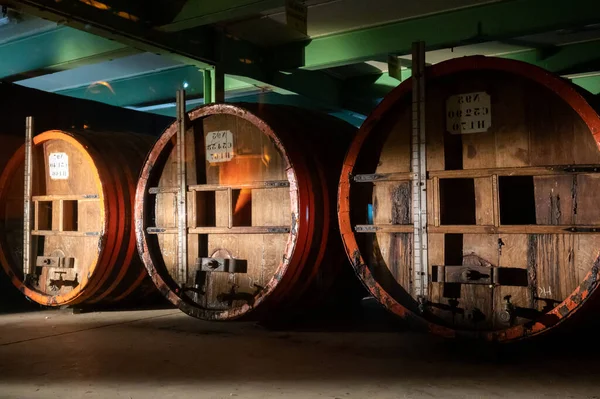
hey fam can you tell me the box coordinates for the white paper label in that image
[446,92,491,134]
[48,152,69,180]
[205,130,234,163]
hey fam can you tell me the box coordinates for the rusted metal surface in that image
[337,55,600,343]
[135,103,359,321]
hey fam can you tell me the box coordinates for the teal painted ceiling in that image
[0,0,599,122]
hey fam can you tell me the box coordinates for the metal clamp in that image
[36,250,75,268]
[432,265,528,286]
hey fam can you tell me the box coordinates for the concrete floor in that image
[0,307,598,399]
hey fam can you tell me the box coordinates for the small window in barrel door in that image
[194,191,216,227]
[499,176,536,225]
[439,178,476,225]
[62,200,78,231]
[36,201,53,230]
[232,189,252,226]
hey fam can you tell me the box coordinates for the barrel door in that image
[0,130,155,306]
[339,56,600,341]
[137,104,356,320]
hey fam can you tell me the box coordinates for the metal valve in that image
[498,296,515,324]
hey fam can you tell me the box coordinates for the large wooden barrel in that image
[338,56,600,342]
[0,129,157,306]
[135,103,358,321]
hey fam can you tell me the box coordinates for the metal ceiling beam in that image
[0,25,138,81]
[569,74,600,94]
[342,38,600,113]
[230,69,344,110]
[7,0,344,109]
[271,0,600,70]
[52,65,254,107]
[501,38,600,76]
[4,0,217,68]
[0,14,57,45]
[158,0,284,32]
[343,71,410,100]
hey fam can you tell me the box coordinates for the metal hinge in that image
[354,225,379,233]
[353,174,386,182]
[560,165,600,173]
[264,181,290,188]
[565,227,600,233]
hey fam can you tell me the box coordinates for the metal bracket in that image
[355,225,379,233]
[264,181,290,188]
[36,256,75,268]
[353,173,386,182]
[560,165,600,173]
[432,265,528,286]
[264,227,292,233]
[565,227,600,233]
[196,257,248,273]
[147,227,169,233]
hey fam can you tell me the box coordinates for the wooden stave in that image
[0,129,157,307]
[135,103,359,321]
[337,56,600,342]
[75,130,159,305]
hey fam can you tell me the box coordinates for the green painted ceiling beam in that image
[0,25,138,81]
[230,69,344,110]
[570,74,600,95]
[502,39,600,76]
[158,0,284,32]
[344,71,410,100]
[271,0,600,70]
[341,72,407,115]
[342,38,600,114]
[54,65,254,107]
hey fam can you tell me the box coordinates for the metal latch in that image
[431,265,528,286]
[196,257,248,273]
[36,250,75,268]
